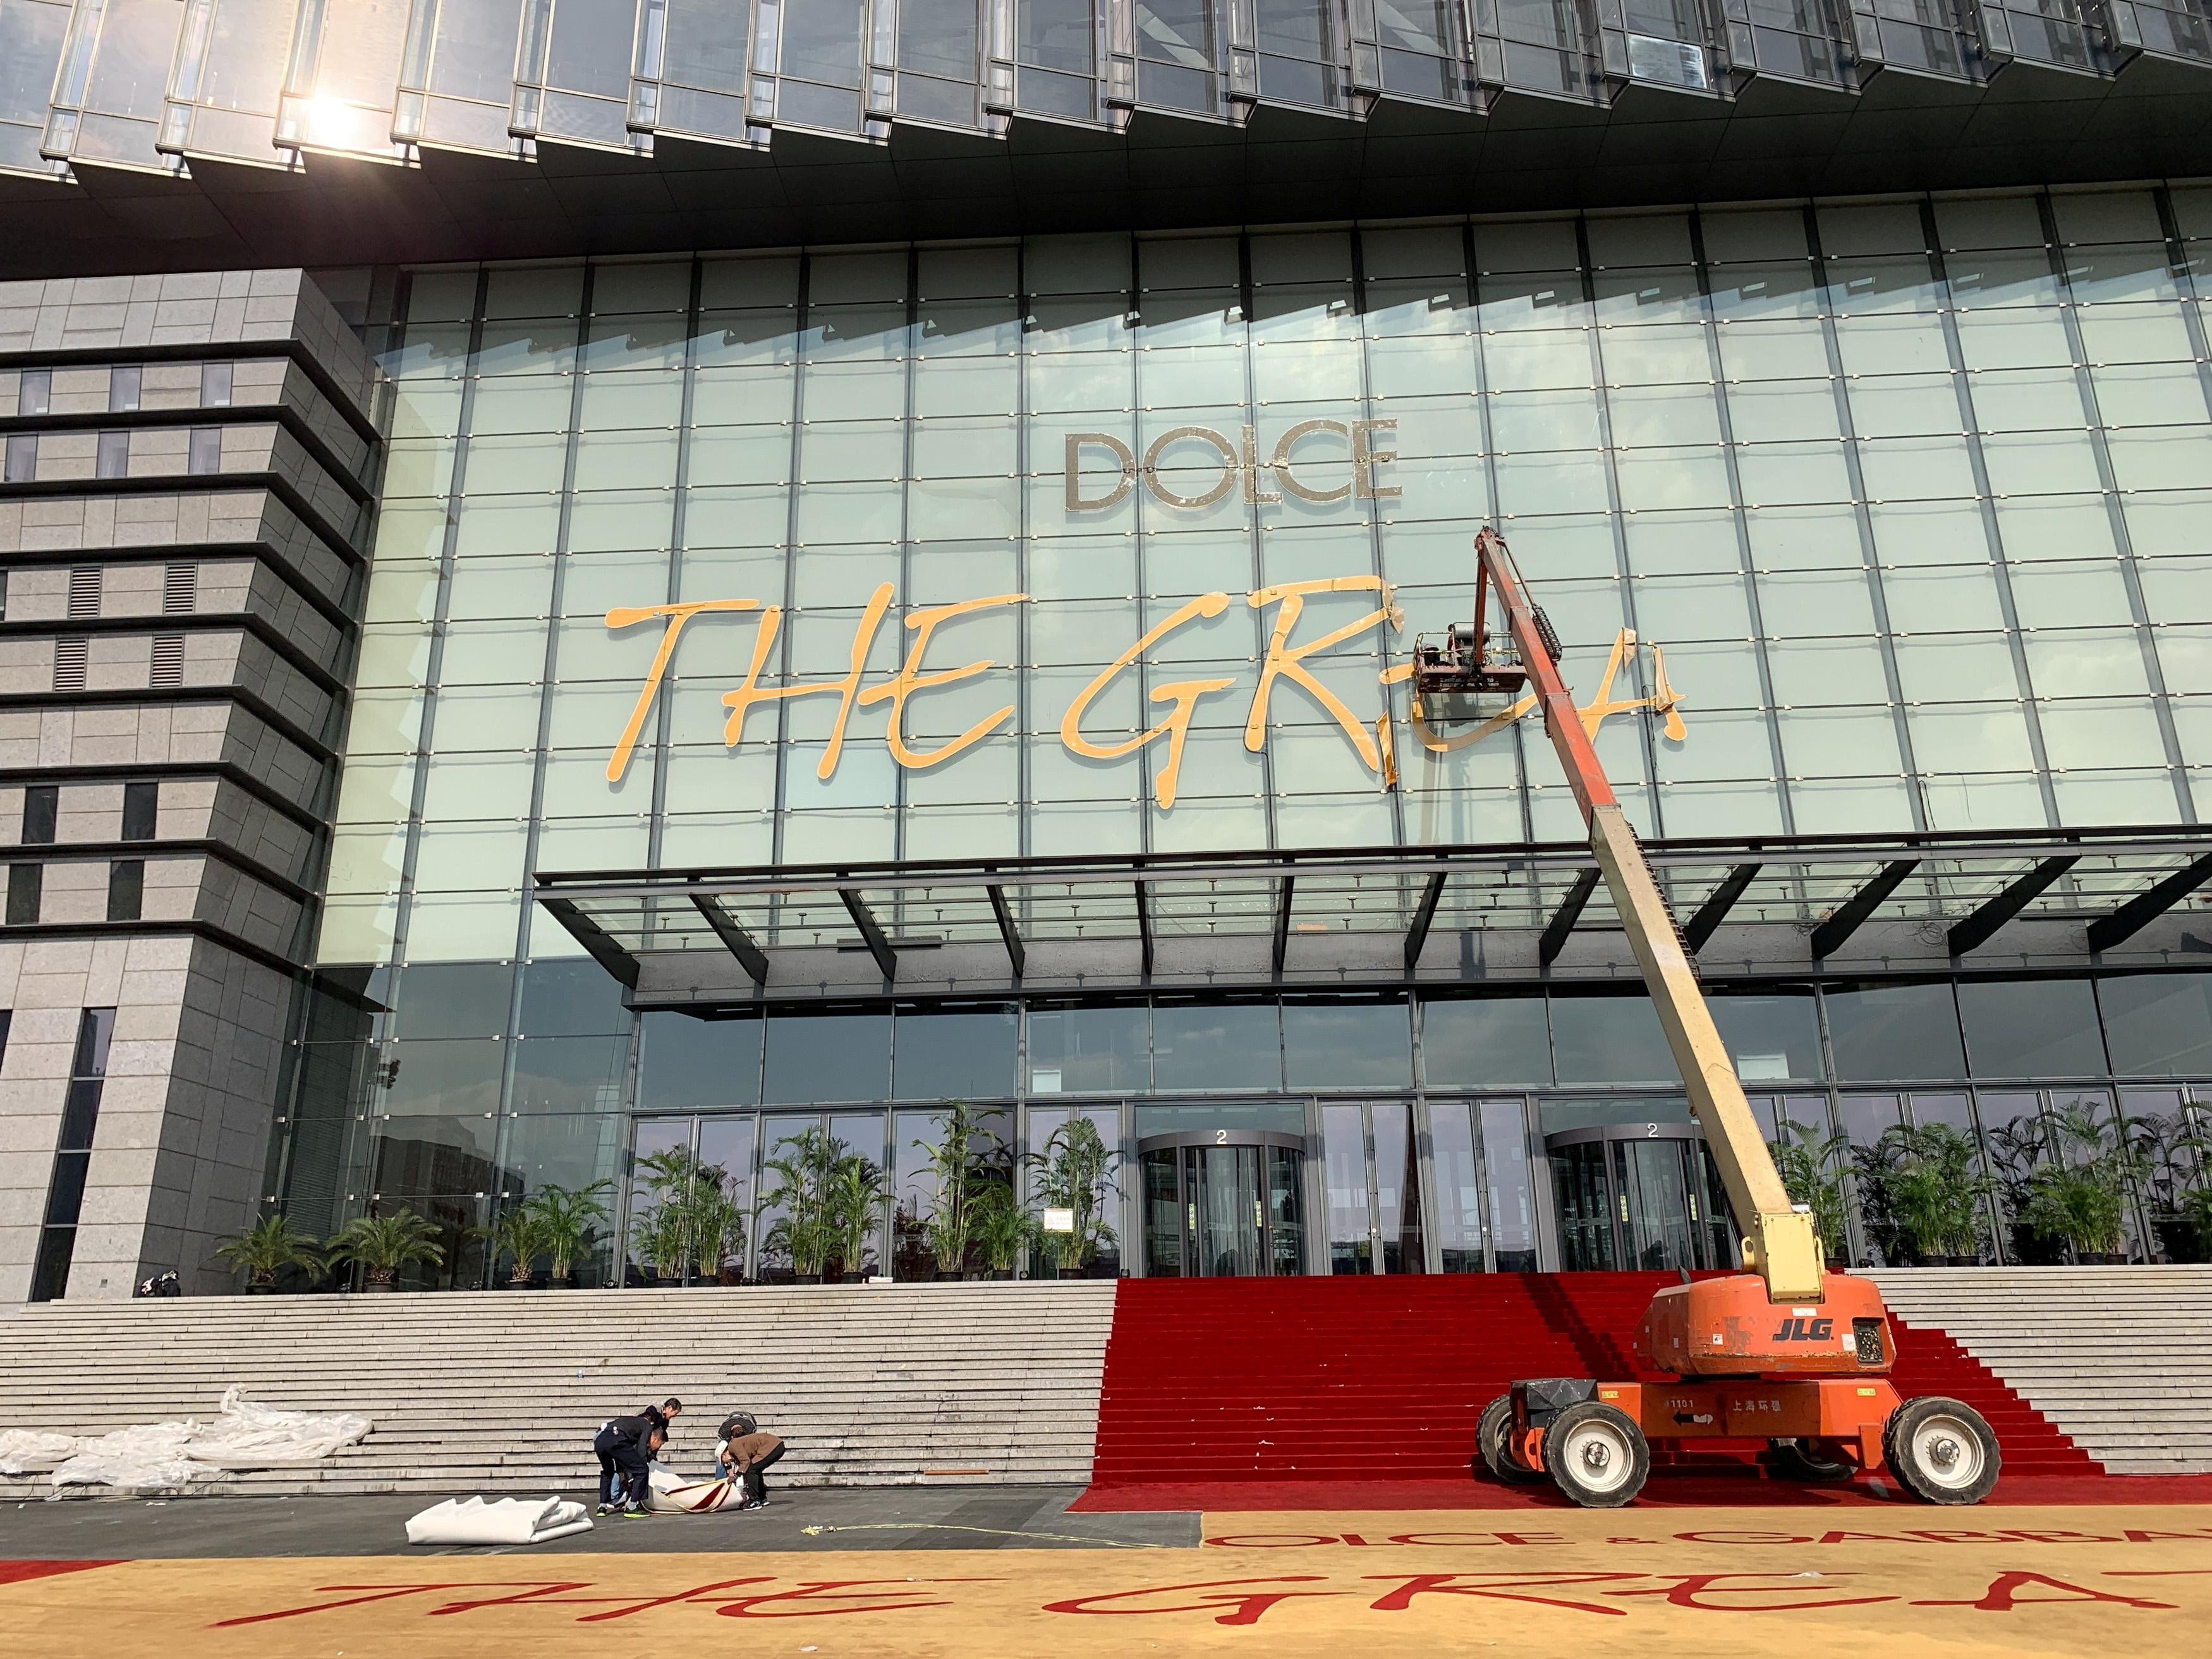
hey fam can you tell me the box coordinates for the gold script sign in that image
[604,580,1689,810]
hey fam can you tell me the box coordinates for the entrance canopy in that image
[535,828,2212,1011]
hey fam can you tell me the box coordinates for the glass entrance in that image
[1546,1126,1738,1272]
[1140,1133,1305,1277]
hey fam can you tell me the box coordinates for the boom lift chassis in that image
[1439,530,2002,1509]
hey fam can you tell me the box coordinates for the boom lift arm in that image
[1450,529,2003,1509]
[1466,528,1825,1303]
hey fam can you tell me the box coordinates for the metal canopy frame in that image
[533,826,2212,995]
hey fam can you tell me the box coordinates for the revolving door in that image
[1547,1124,1738,1272]
[1139,1131,1307,1277]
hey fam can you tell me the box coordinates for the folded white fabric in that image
[406,1495,593,1546]
[645,1460,739,1512]
[0,1429,81,1474]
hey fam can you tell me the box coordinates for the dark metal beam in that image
[1682,863,1760,953]
[1948,856,2079,956]
[1809,860,1920,959]
[2087,849,2212,953]
[839,885,897,981]
[1134,880,1153,978]
[688,892,769,985]
[1403,868,1448,971]
[986,882,1025,978]
[538,897,640,989]
[1538,868,1601,968]
[1272,874,1295,975]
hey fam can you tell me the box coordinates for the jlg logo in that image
[1770,1316,1835,1342]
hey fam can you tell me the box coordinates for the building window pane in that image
[892,1005,1018,1099]
[21,785,56,845]
[120,782,157,842]
[106,859,143,922]
[762,1011,891,1103]
[1151,1001,1283,1091]
[1430,1099,1482,1271]
[1550,993,1677,1084]
[2099,973,2212,1076]
[3,434,32,482]
[1957,978,2107,1078]
[1823,983,1967,1081]
[638,1016,763,1109]
[200,361,233,406]
[1027,1004,1148,1094]
[18,370,51,415]
[6,862,41,925]
[188,428,221,474]
[1419,995,1552,1086]
[95,430,128,478]
[107,364,140,412]
[1282,997,1411,1087]
[1710,991,1825,1082]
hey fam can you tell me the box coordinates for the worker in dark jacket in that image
[714,1411,786,1510]
[593,1412,667,1516]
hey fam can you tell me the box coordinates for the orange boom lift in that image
[1418,528,2002,1509]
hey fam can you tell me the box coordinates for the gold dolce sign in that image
[600,427,1691,808]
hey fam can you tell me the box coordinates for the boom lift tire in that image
[1541,1401,1651,1509]
[1768,1437,1854,1483]
[1884,1396,2001,1506]
[1478,1392,1545,1485]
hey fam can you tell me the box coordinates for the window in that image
[188,428,221,475]
[17,369,50,415]
[107,365,140,412]
[0,569,8,621]
[106,860,143,923]
[29,1008,116,1303]
[200,362,233,406]
[4,432,34,482]
[121,782,158,842]
[95,430,128,478]
[6,861,40,925]
[21,786,56,846]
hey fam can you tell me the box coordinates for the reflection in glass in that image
[1824,984,1967,1081]
[1372,1101,1425,1272]
[1481,1100,1539,1270]
[1431,1100,1483,1270]
[1028,1004,1148,1093]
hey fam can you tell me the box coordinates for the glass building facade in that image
[274,195,2212,1288]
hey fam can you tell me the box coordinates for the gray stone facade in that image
[0,270,378,1301]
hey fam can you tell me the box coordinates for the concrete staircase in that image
[0,1282,1116,1499]
[1867,1265,2212,1475]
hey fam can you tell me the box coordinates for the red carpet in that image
[1081,1273,2102,1500]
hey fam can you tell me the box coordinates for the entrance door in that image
[1139,1132,1305,1277]
[1545,1126,1738,1273]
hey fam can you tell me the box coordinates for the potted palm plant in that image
[691,1181,748,1286]
[209,1212,325,1294]
[520,1180,612,1287]
[826,1153,887,1282]
[2024,1103,2145,1264]
[628,1201,691,1285]
[325,1209,446,1292]
[918,1101,987,1280]
[1768,1116,1849,1262]
[1875,1124,1994,1265]
[970,1181,1038,1280]
[480,1204,551,1288]
[763,1126,842,1282]
[1985,1116,2067,1265]
[1029,1115,1120,1278]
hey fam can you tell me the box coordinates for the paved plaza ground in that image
[3,1489,2209,1657]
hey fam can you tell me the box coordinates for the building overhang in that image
[533,828,2212,1014]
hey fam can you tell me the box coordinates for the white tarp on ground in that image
[407,1496,593,1547]
[8,1387,372,1490]
[0,1430,80,1474]
[645,1461,739,1513]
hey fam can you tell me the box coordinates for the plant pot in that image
[2075,1250,2130,1265]
[2155,1219,2208,1264]
[839,1271,869,1284]
[246,1280,277,1296]
[363,1277,398,1294]
[932,1269,963,1282]
[504,1277,538,1290]
[987,1268,1013,1281]
[1057,1267,1086,1280]
[791,1273,823,1285]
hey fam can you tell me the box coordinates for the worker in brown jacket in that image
[714,1411,786,1510]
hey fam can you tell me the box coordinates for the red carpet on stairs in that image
[1082,1273,2099,1496]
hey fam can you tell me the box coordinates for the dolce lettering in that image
[1064,419,1399,512]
